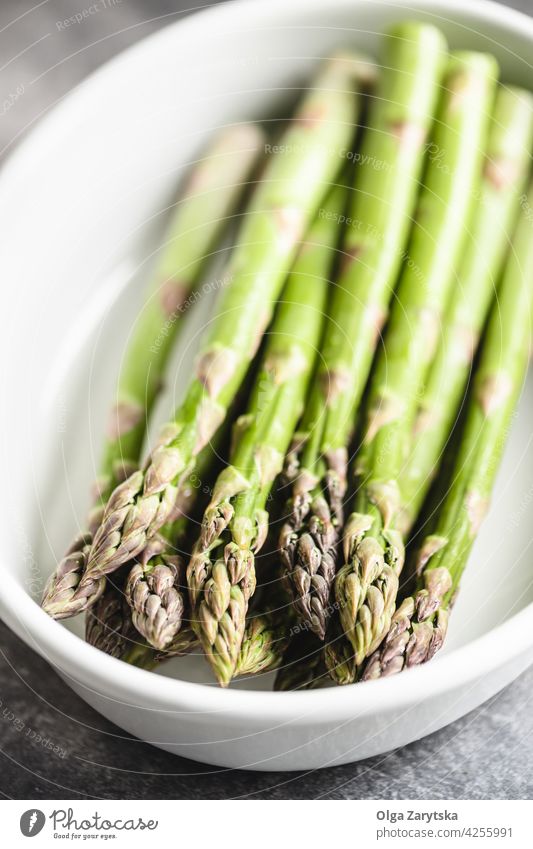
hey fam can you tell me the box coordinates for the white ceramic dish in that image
[1,0,533,771]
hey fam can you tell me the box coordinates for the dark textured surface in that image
[2,618,533,799]
[1,0,533,800]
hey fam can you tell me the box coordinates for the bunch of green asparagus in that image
[43,21,533,691]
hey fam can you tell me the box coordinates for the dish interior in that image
[22,229,533,692]
[2,0,533,693]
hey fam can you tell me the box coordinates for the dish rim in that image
[1,0,532,722]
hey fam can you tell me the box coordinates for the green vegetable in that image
[81,54,373,593]
[188,185,347,685]
[363,180,533,678]
[281,21,448,640]
[401,85,533,530]
[42,125,264,619]
[334,51,498,670]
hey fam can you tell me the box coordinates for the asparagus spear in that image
[123,442,217,651]
[234,569,298,678]
[400,86,533,530]
[124,523,187,652]
[98,370,253,655]
[324,618,358,686]
[327,84,533,685]
[363,179,533,679]
[188,185,347,685]
[85,574,135,660]
[280,21,448,639]
[234,606,289,678]
[80,54,373,593]
[85,577,197,669]
[123,336,263,651]
[333,52,498,670]
[88,575,287,677]
[42,124,265,619]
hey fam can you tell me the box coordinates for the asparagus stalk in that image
[234,569,298,678]
[123,340,262,651]
[85,573,135,661]
[88,571,291,676]
[234,606,290,678]
[400,86,533,529]
[85,576,197,669]
[123,439,218,650]
[42,124,264,619]
[188,185,346,685]
[95,370,252,656]
[324,618,357,686]
[79,55,372,595]
[327,84,533,685]
[280,21,448,639]
[363,180,533,679]
[124,523,187,652]
[333,52,498,670]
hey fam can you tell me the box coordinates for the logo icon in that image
[20,810,46,837]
